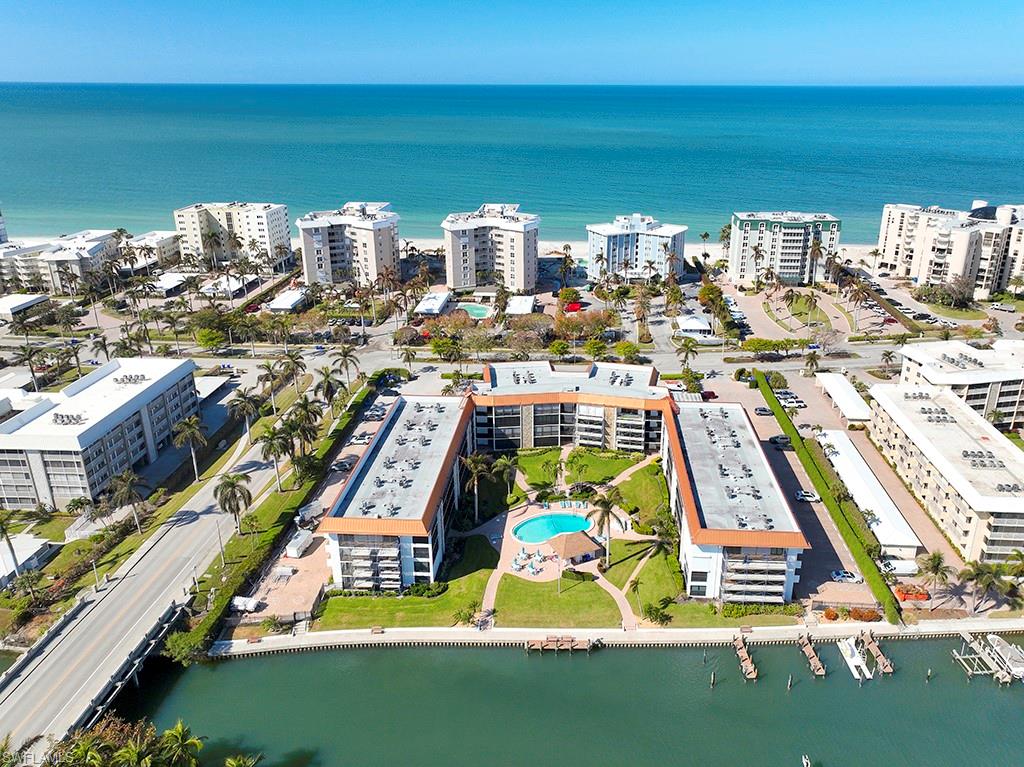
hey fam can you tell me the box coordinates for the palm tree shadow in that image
[204,739,322,767]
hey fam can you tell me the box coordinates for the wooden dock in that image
[952,632,1013,685]
[860,631,894,675]
[798,635,826,677]
[525,636,595,654]
[733,635,758,680]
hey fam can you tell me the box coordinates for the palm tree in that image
[257,360,280,414]
[227,387,262,444]
[915,551,955,611]
[559,243,575,287]
[160,720,204,767]
[313,365,343,415]
[675,336,699,370]
[586,493,618,568]
[330,343,360,387]
[492,454,519,496]
[215,472,253,533]
[8,315,36,344]
[803,290,820,336]
[847,280,871,330]
[259,425,292,492]
[173,415,208,482]
[629,576,643,612]
[91,334,111,362]
[400,346,417,375]
[0,508,23,579]
[781,288,800,331]
[112,732,161,767]
[280,349,307,397]
[807,238,823,288]
[224,755,263,767]
[804,350,820,374]
[881,349,896,372]
[460,453,494,525]
[109,470,148,534]
[12,344,42,392]
[958,560,1007,613]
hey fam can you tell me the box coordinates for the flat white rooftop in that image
[296,202,398,229]
[900,340,1024,385]
[328,396,465,522]
[675,403,800,534]
[733,211,839,224]
[817,430,921,553]
[413,291,453,316]
[871,383,1024,513]
[587,214,687,238]
[0,533,54,582]
[149,272,189,294]
[267,288,307,312]
[477,362,665,400]
[505,295,536,315]
[0,294,48,315]
[201,274,259,296]
[442,204,539,231]
[0,358,196,451]
[816,373,872,422]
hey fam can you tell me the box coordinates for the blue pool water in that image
[456,302,491,319]
[512,513,591,544]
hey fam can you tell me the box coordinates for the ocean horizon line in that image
[2,81,1023,89]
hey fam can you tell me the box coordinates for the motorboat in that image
[986,634,1024,679]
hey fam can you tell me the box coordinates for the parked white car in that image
[794,490,821,502]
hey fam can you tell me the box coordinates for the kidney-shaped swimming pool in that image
[512,513,592,544]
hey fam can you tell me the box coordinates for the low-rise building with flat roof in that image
[413,291,453,316]
[266,287,308,314]
[0,358,199,508]
[899,340,1024,429]
[0,293,50,322]
[319,396,471,590]
[0,532,60,589]
[317,362,808,601]
[870,383,1024,562]
[504,295,536,315]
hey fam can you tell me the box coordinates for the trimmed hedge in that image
[754,370,901,624]
[163,383,372,664]
[721,602,804,618]
[440,372,483,380]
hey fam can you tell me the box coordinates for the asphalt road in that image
[0,437,277,758]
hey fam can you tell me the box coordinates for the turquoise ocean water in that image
[0,84,1022,242]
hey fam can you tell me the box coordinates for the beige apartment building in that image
[442,204,539,292]
[875,200,1024,298]
[296,202,400,288]
[173,201,291,270]
[870,383,1024,563]
[899,340,1024,429]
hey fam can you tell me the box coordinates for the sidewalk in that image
[210,615,1024,657]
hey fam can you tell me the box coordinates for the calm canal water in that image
[116,639,1024,766]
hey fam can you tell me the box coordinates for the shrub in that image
[405,581,449,598]
[766,370,788,389]
[631,520,654,536]
[849,607,882,622]
[823,607,839,621]
[720,602,804,618]
[733,367,748,381]
[562,569,595,583]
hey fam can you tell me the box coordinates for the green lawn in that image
[601,539,653,590]
[494,574,623,628]
[566,448,639,485]
[632,547,685,616]
[315,536,497,630]
[925,303,987,320]
[763,296,832,333]
[1005,432,1024,452]
[28,514,76,542]
[517,448,562,487]
[616,462,669,525]
[475,476,528,522]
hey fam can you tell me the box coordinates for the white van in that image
[880,558,919,577]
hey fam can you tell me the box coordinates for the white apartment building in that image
[875,200,1024,298]
[899,340,1024,429]
[174,202,291,270]
[0,210,7,244]
[585,213,688,282]
[296,202,400,288]
[124,231,181,273]
[728,211,841,288]
[0,358,199,509]
[0,230,119,294]
[442,204,539,292]
[870,383,1024,563]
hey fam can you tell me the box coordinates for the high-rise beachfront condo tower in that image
[296,202,401,288]
[585,213,688,282]
[442,204,539,293]
[728,211,840,288]
[173,201,291,271]
[875,200,1024,300]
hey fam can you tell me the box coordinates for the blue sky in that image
[1,0,1022,85]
